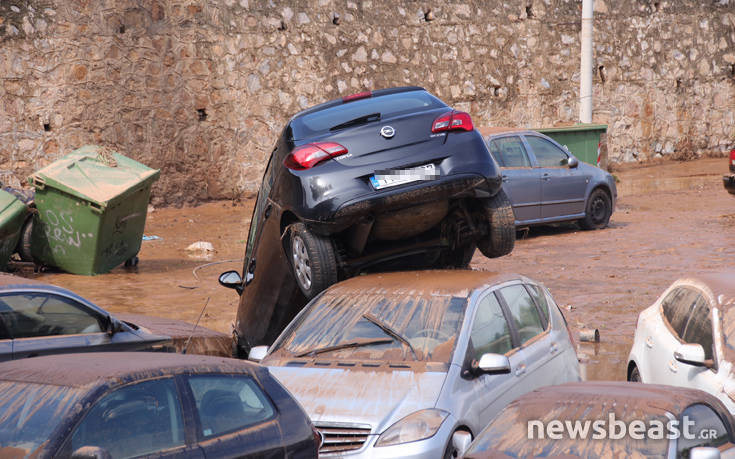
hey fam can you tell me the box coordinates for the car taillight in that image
[342,90,372,102]
[284,142,348,170]
[431,110,474,133]
[730,149,735,170]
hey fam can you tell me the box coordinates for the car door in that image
[459,290,529,432]
[488,136,541,224]
[63,377,203,459]
[524,135,589,220]
[184,374,285,459]
[495,283,566,386]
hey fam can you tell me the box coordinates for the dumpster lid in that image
[535,123,607,133]
[0,189,24,216]
[28,146,160,207]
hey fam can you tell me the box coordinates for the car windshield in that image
[289,90,445,140]
[0,382,84,456]
[465,403,670,459]
[271,292,467,363]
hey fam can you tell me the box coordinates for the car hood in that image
[268,365,448,434]
[114,313,231,357]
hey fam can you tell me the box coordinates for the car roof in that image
[676,271,735,305]
[0,352,262,388]
[324,270,529,298]
[291,86,427,120]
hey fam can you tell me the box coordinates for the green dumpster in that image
[536,124,608,169]
[0,189,29,271]
[27,145,160,275]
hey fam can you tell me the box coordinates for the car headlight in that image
[375,409,449,447]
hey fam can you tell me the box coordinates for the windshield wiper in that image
[362,313,418,361]
[329,112,381,131]
[295,337,393,358]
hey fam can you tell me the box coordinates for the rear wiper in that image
[362,313,418,360]
[329,112,381,131]
[295,337,393,357]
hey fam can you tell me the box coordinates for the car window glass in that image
[71,378,184,459]
[499,285,546,345]
[662,287,698,338]
[469,293,513,360]
[492,136,531,168]
[526,136,569,167]
[187,375,275,438]
[677,404,729,457]
[487,140,504,166]
[525,284,549,329]
[0,293,103,339]
[244,153,275,262]
[682,295,713,361]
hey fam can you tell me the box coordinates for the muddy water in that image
[20,158,735,381]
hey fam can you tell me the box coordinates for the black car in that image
[0,352,319,459]
[0,274,231,360]
[724,148,735,195]
[220,86,515,356]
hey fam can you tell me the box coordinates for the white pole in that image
[580,0,594,123]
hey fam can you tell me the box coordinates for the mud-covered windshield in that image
[0,382,84,456]
[271,292,467,363]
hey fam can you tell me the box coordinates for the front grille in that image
[316,423,372,456]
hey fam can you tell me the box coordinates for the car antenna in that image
[183,296,210,354]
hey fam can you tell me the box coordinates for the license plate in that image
[370,164,439,190]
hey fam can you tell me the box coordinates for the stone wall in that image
[1,0,734,205]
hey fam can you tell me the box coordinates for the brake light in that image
[342,91,372,102]
[730,149,735,168]
[431,110,474,133]
[284,142,348,170]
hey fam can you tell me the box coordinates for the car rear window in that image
[290,90,445,140]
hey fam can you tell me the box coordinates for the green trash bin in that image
[27,145,160,275]
[536,124,608,168]
[0,189,29,271]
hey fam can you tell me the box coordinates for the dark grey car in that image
[479,128,617,229]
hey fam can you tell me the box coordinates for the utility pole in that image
[580,0,594,123]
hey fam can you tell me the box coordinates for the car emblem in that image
[380,126,395,138]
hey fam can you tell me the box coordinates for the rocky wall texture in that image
[1,0,734,205]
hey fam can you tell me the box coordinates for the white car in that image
[628,272,735,414]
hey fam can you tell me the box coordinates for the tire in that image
[437,243,476,269]
[628,365,641,382]
[17,217,33,262]
[477,189,515,258]
[289,222,338,299]
[579,188,612,230]
[124,256,139,267]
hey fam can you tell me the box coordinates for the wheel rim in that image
[292,235,312,290]
[590,196,607,224]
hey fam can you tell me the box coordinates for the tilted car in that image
[219,86,516,356]
[724,148,735,195]
[0,352,319,458]
[247,270,579,458]
[628,272,735,414]
[478,128,617,229]
[0,274,230,360]
[464,382,735,459]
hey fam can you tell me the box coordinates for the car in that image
[463,381,735,459]
[627,272,735,414]
[247,270,580,459]
[0,352,319,458]
[219,86,516,357]
[724,148,735,195]
[0,274,231,360]
[478,127,617,229]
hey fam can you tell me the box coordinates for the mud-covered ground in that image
[27,157,735,381]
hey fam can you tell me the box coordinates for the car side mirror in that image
[690,447,721,459]
[219,270,244,294]
[248,345,269,362]
[674,343,712,368]
[567,156,579,168]
[71,446,112,459]
[476,353,511,375]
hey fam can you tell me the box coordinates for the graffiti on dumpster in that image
[44,209,94,256]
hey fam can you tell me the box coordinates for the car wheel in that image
[579,188,612,230]
[437,243,476,269]
[477,189,515,258]
[443,430,472,459]
[289,222,338,299]
[628,365,641,382]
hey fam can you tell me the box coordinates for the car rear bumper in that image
[724,174,735,195]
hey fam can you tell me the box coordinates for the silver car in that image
[249,270,580,458]
[478,128,617,229]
